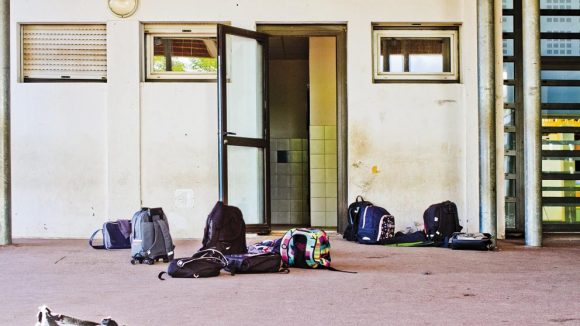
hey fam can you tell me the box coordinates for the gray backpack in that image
[130,207,175,265]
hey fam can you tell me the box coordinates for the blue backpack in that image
[356,205,395,244]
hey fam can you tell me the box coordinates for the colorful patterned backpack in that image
[279,228,332,269]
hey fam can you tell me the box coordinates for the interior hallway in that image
[2,235,580,325]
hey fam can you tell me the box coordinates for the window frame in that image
[20,24,108,83]
[372,28,460,82]
[144,24,218,81]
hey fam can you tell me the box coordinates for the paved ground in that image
[1,235,580,325]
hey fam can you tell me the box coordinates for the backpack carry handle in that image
[89,229,105,249]
[355,195,365,203]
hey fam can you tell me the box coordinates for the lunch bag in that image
[89,219,131,250]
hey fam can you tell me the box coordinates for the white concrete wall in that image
[11,0,480,238]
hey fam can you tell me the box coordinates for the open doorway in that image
[259,25,347,231]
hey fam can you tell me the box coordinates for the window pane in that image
[504,62,515,80]
[503,16,514,33]
[505,202,516,229]
[541,16,580,33]
[227,146,264,224]
[226,34,263,139]
[540,0,580,9]
[541,39,580,56]
[543,206,580,224]
[504,85,515,103]
[389,55,404,72]
[409,54,443,72]
[379,37,451,73]
[503,0,514,9]
[541,70,580,80]
[542,86,580,103]
[504,108,516,126]
[506,179,516,197]
[503,39,514,56]
[505,132,516,150]
[152,37,217,73]
[505,155,516,174]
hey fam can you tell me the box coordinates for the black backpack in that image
[343,196,373,241]
[158,249,227,280]
[199,201,248,255]
[224,253,289,275]
[422,200,463,247]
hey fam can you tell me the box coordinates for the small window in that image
[372,27,459,82]
[144,24,218,81]
[21,24,107,82]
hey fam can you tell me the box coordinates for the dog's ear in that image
[36,305,50,326]
[101,318,118,326]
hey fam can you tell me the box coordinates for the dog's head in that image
[36,305,118,326]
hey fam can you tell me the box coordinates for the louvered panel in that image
[21,24,107,81]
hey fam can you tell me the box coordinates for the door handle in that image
[224,131,237,136]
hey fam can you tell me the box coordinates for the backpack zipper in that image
[362,206,370,229]
[376,215,386,242]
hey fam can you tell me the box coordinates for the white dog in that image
[35,305,119,326]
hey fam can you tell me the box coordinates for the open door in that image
[217,24,270,234]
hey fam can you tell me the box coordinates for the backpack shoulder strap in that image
[280,229,297,266]
[155,217,175,260]
[297,229,329,268]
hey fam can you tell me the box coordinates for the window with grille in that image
[21,24,107,82]
[144,24,217,81]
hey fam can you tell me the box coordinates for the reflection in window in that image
[504,109,515,126]
[542,70,580,80]
[540,0,580,10]
[388,54,404,73]
[541,39,579,56]
[503,39,514,56]
[505,156,516,174]
[503,16,514,33]
[504,62,515,80]
[541,16,580,33]
[152,37,217,74]
[505,179,516,197]
[504,85,515,103]
[380,38,451,73]
[144,24,217,80]
[505,132,516,150]
[542,87,580,103]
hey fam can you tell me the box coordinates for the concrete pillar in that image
[106,21,142,218]
[522,0,542,246]
[0,0,10,246]
[478,0,497,236]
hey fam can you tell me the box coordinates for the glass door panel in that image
[218,24,270,233]
[227,146,265,224]
[226,34,264,139]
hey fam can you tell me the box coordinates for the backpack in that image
[130,207,175,265]
[356,205,395,245]
[158,249,227,280]
[423,200,463,247]
[199,202,247,255]
[224,253,289,276]
[343,196,373,241]
[449,232,493,251]
[280,228,331,269]
[89,219,131,250]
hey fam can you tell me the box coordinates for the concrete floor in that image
[1,235,580,325]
